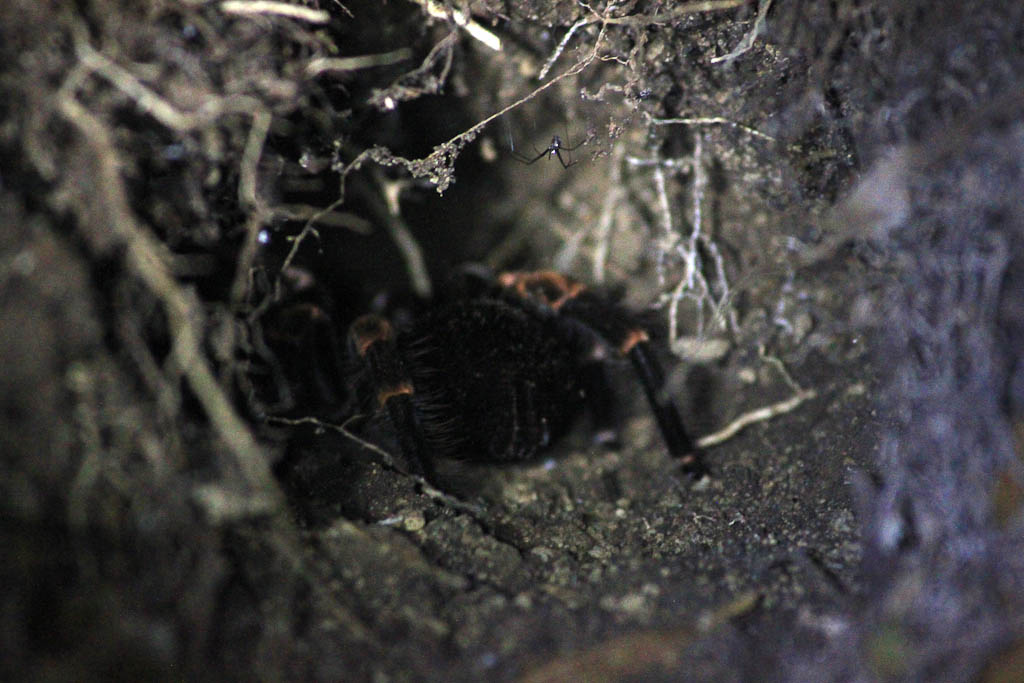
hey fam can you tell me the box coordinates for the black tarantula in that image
[343,269,705,483]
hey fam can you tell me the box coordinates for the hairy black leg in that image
[624,342,705,475]
[260,301,346,409]
[349,314,436,482]
[580,360,621,448]
[306,305,347,406]
[579,308,705,474]
[566,295,705,475]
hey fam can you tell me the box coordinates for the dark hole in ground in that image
[2,1,1024,681]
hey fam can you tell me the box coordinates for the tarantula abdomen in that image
[402,299,585,461]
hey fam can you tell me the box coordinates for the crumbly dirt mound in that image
[2,1,1023,680]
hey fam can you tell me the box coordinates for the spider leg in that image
[349,314,436,482]
[568,298,704,475]
[553,148,577,169]
[560,138,586,153]
[510,146,550,165]
[624,339,702,471]
[259,301,347,410]
[304,304,348,406]
[499,271,706,476]
[580,360,621,448]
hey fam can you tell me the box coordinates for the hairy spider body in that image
[349,270,704,482]
[401,300,580,460]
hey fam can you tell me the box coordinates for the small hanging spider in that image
[509,134,586,169]
[345,269,705,483]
